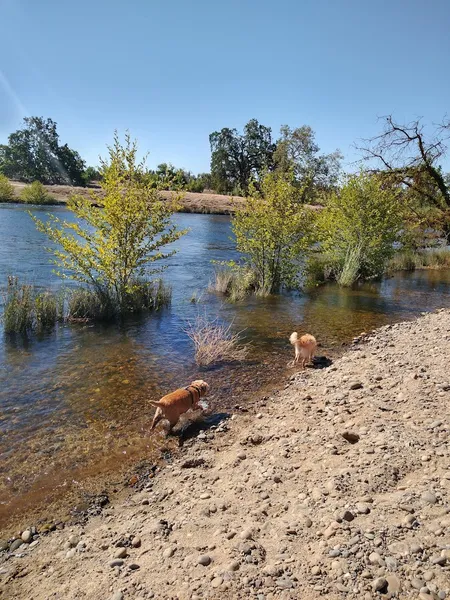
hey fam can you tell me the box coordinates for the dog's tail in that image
[289,332,299,345]
[148,400,161,408]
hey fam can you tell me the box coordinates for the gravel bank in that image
[1,309,450,600]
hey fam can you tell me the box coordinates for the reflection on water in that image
[1,204,450,527]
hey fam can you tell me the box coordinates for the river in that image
[1,204,450,529]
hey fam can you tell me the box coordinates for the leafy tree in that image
[315,172,404,286]
[358,115,450,239]
[231,172,313,293]
[0,117,86,185]
[209,119,275,194]
[273,125,342,203]
[32,132,186,313]
[83,166,102,184]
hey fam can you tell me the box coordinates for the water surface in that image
[1,204,450,528]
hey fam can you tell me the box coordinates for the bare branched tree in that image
[357,115,450,209]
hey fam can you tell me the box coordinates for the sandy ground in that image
[1,309,450,599]
[7,181,244,214]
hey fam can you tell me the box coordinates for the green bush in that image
[231,172,313,295]
[0,175,15,202]
[210,266,258,302]
[20,181,54,204]
[67,288,114,322]
[314,172,404,286]
[35,291,63,330]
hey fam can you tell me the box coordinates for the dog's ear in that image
[202,381,210,395]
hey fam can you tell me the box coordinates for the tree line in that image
[0,116,342,199]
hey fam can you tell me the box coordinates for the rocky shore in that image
[1,309,450,600]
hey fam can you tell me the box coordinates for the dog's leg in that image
[150,407,163,430]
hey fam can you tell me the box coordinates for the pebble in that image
[240,528,254,540]
[197,555,211,566]
[411,578,425,590]
[0,540,9,552]
[21,530,32,543]
[131,537,141,548]
[66,549,76,558]
[111,593,124,600]
[356,502,371,514]
[211,577,223,588]
[349,381,364,390]
[386,574,401,593]
[276,577,294,589]
[430,555,446,566]
[109,559,124,568]
[163,546,176,558]
[372,577,388,592]
[369,552,383,565]
[9,539,23,552]
[311,565,321,575]
[114,547,127,559]
[200,493,211,500]
[421,491,437,505]
[68,535,79,548]
[128,563,140,570]
[227,560,240,572]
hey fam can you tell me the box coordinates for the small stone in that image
[341,430,360,444]
[66,549,76,558]
[141,499,149,505]
[372,577,388,592]
[411,578,425,590]
[369,552,383,565]
[349,382,364,390]
[68,535,79,547]
[227,560,240,572]
[421,491,437,505]
[111,593,124,600]
[356,502,371,514]
[200,493,211,500]
[9,539,23,552]
[211,577,223,588]
[131,537,141,548]
[386,575,401,594]
[240,528,254,540]
[163,546,176,558]
[311,565,321,575]
[342,510,355,522]
[197,554,211,566]
[423,571,434,582]
[128,563,140,570]
[0,540,9,552]
[385,556,397,570]
[21,530,32,544]
[430,555,446,566]
[276,577,294,589]
[114,547,127,559]
[109,559,124,568]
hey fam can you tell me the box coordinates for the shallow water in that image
[1,204,450,527]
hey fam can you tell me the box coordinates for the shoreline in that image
[2,308,450,599]
[2,181,245,215]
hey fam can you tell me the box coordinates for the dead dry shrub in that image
[184,315,250,367]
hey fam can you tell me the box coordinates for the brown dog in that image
[150,380,210,430]
[289,332,317,368]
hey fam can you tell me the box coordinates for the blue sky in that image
[1,0,450,173]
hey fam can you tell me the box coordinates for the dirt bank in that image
[1,309,450,600]
[7,181,245,214]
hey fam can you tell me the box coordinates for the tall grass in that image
[210,267,258,302]
[2,277,62,334]
[184,315,250,367]
[388,248,450,273]
[336,244,363,287]
[2,277,172,333]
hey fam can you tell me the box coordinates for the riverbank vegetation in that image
[3,132,184,333]
[3,114,450,331]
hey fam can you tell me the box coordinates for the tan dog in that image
[150,380,210,430]
[289,332,317,368]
